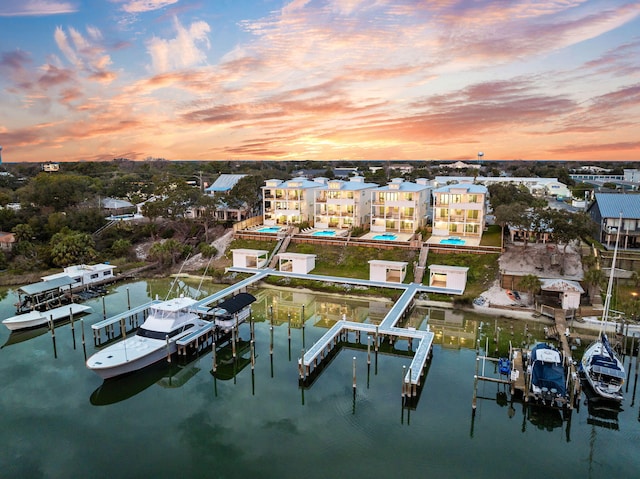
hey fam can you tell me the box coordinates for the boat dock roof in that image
[19,276,76,295]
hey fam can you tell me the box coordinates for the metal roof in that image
[205,174,247,193]
[433,183,487,194]
[19,276,75,295]
[211,292,256,315]
[593,193,640,219]
[101,197,134,209]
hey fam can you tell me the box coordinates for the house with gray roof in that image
[370,178,431,233]
[587,193,640,248]
[314,176,377,229]
[432,183,487,240]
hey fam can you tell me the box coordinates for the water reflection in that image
[1,324,49,348]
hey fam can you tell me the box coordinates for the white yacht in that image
[86,295,208,379]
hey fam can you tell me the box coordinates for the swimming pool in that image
[440,237,465,245]
[258,226,281,233]
[312,230,337,237]
[373,234,398,241]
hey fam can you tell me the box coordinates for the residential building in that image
[314,176,377,229]
[432,183,487,238]
[205,174,246,195]
[370,178,430,233]
[587,193,640,248]
[434,176,570,198]
[262,178,323,226]
[0,231,16,252]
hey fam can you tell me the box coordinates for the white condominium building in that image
[262,178,323,225]
[314,176,378,229]
[432,183,487,238]
[370,178,431,233]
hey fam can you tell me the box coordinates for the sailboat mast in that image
[601,212,623,327]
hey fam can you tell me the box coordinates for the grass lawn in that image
[479,225,502,247]
[287,243,418,282]
[425,251,500,300]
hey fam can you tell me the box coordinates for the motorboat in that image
[580,213,625,402]
[86,295,209,379]
[2,303,92,331]
[208,292,256,332]
[527,343,570,409]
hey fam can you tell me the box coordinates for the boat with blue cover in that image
[526,343,570,409]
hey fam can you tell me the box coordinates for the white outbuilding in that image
[540,278,584,310]
[428,264,469,294]
[369,260,408,283]
[231,249,269,269]
[278,252,316,274]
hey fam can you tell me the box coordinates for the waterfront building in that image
[434,176,571,198]
[262,178,323,226]
[313,176,377,229]
[370,178,431,234]
[587,192,640,248]
[432,183,487,239]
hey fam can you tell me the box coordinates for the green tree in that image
[519,274,542,306]
[110,238,132,258]
[148,239,185,267]
[49,229,97,267]
[583,267,605,302]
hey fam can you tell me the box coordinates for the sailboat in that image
[580,213,625,402]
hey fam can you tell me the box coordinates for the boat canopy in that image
[211,293,256,315]
[592,364,626,379]
[18,276,75,295]
[530,344,567,397]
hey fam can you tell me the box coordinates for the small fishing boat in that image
[86,295,209,379]
[580,213,625,402]
[208,292,256,332]
[527,343,570,409]
[2,303,92,331]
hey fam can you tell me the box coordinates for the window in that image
[468,210,478,219]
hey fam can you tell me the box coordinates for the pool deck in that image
[425,236,481,247]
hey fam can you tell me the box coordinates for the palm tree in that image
[518,274,542,306]
[583,267,605,304]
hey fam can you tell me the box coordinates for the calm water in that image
[1,278,639,478]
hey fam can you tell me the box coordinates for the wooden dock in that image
[299,283,434,397]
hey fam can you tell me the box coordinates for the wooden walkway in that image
[299,282,434,395]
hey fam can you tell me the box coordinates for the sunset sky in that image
[0,0,639,163]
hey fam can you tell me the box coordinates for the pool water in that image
[440,237,465,245]
[258,226,281,233]
[312,230,336,237]
[373,234,398,240]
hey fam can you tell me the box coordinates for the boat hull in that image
[87,337,177,379]
[581,341,624,402]
[2,304,92,331]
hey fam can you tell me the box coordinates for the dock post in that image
[120,318,126,339]
[70,307,76,350]
[102,296,106,320]
[231,326,237,358]
[367,336,371,365]
[375,326,379,353]
[270,324,274,356]
[126,287,131,311]
[212,340,217,373]
[250,339,255,370]
[402,365,406,399]
[288,312,291,339]
[166,335,171,363]
[472,356,480,415]
[49,314,57,359]
[352,356,357,390]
